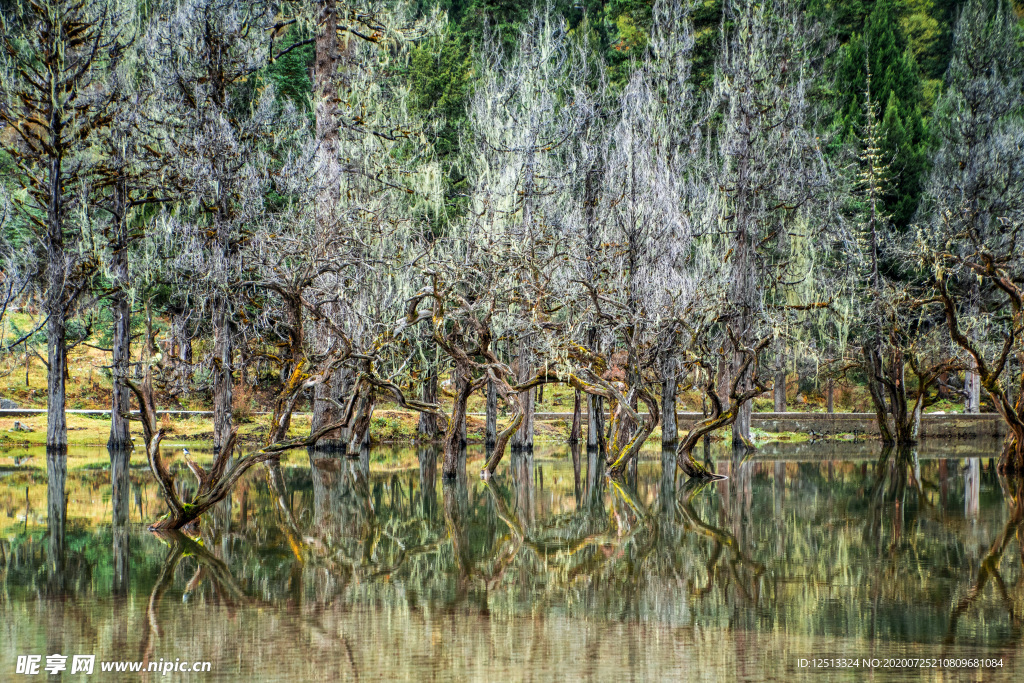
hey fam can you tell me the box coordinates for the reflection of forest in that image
[1,442,1023,677]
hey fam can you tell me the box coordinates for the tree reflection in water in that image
[946,475,1024,645]
[4,441,1024,678]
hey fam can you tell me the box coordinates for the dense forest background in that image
[1,0,1023,525]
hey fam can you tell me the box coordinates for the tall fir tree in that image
[833,0,931,230]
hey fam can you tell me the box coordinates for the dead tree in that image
[934,224,1024,473]
[0,0,129,448]
[920,0,1024,420]
[676,330,770,479]
[147,0,284,453]
[127,346,348,529]
[710,0,834,447]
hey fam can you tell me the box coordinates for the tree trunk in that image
[345,384,375,453]
[827,378,835,413]
[731,339,753,450]
[569,389,581,445]
[619,362,640,446]
[587,393,604,451]
[311,370,348,451]
[459,384,468,446]
[417,369,439,438]
[661,358,678,447]
[773,368,787,412]
[718,355,731,407]
[46,309,67,449]
[889,348,915,445]
[732,399,752,448]
[172,310,193,392]
[212,295,233,454]
[864,343,895,443]
[512,338,534,451]
[108,311,130,441]
[965,365,981,414]
[441,362,472,478]
[45,181,67,449]
[571,439,582,501]
[729,106,754,451]
[45,95,67,451]
[485,379,498,448]
[307,0,348,453]
[108,176,132,449]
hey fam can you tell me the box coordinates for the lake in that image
[1,440,1022,681]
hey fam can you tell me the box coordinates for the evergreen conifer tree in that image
[834,0,930,230]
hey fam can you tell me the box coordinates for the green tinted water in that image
[1,440,1022,681]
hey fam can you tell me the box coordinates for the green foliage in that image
[691,0,724,91]
[267,27,315,112]
[409,33,471,157]
[878,89,928,230]
[407,30,472,236]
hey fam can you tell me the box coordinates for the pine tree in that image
[834,0,930,230]
[857,70,891,292]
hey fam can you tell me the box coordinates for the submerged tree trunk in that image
[312,370,348,451]
[1001,430,1024,474]
[110,444,131,595]
[110,446,131,525]
[587,393,604,451]
[307,0,348,452]
[512,339,534,451]
[485,379,498,448]
[661,357,678,447]
[418,369,439,438]
[864,342,895,443]
[46,283,67,450]
[212,294,233,454]
[442,362,473,478]
[442,478,471,581]
[569,389,581,445]
[345,384,376,453]
[679,338,769,478]
[108,179,132,450]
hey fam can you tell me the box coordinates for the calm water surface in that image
[1,440,1023,681]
